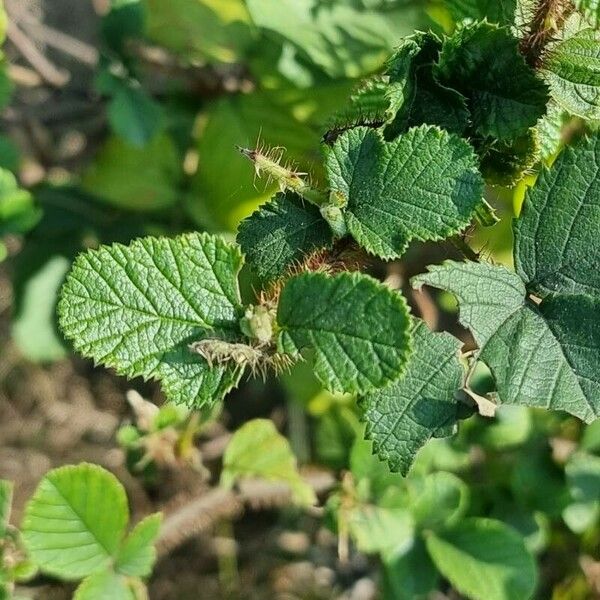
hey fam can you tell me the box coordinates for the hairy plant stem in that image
[519,0,575,68]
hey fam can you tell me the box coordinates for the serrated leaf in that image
[435,21,549,141]
[514,135,600,297]
[237,192,333,282]
[426,518,537,600]
[384,33,471,138]
[414,262,600,422]
[277,272,412,394]
[58,233,245,409]
[544,28,600,119]
[221,419,316,506]
[0,480,12,536]
[74,571,136,600]
[446,0,517,25]
[115,513,162,577]
[359,321,464,476]
[325,126,483,259]
[575,0,600,27]
[21,464,129,580]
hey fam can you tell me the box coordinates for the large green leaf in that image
[544,28,600,119]
[221,419,316,506]
[21,464,129,580]
[58,233,245,408]
[360,321,464,476]
[237,192,334,282]
[435,21,549,140]
[414,262,600,422]
[514,135,600,297]
[325,126,483,259]
[246,0,424,79]
[277,272,412,394]
[426,518,537,600]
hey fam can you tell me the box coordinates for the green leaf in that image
[82,134,181,212]
[408,472,470,529]
[544,28,600,119]
[277,272,412,394]
[446,0,517,25]
[414,262,600,422]
[382,539,439,600]
[347,503,414,558]
[0,169,41,236]
[21,464,129,580]
[58,233,245,408]
[12,252,70,363]
[325,126,483,259]
[115,513,162,577]
[237,192,333,282]
[426,518,537,600]
[246,0,424,79]
[143,0,252,63]
[221,419,316,506]
[514,135,600,297]
[435,21,549,140]
[74,571,136,600]
[359,320,464,476]
[107,84,163,147]
[0,480,12,536]
[575,0,600,28]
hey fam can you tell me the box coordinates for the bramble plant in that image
[4,0,600,598]
[58,2,600,480]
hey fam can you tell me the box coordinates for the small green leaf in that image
[435,21,549,140]
[414,262,600,422]
[0,480,12,536]
[21,464,129,580]
[115,513,162,577]
[426,518,537,600]
[74,571,136,600]
[277,272,412,394]
[58,233,244,408]
[221,419,316,506]
[325,126,483,259]
[543,28,600,119]
[514,134,600,297]
[237,192,333,282]
[360,320,464,476]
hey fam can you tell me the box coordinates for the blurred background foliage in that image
[1,1,600,599]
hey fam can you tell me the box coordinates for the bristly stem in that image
[519,0,574,68]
